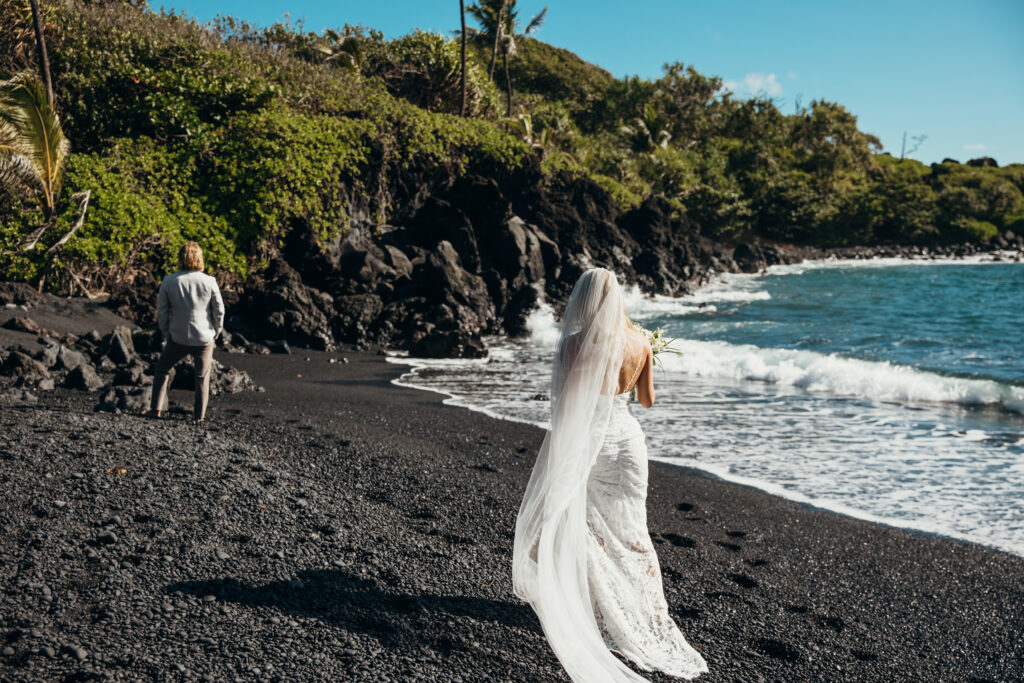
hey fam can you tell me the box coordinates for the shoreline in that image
[387,253,1024,560]
[391,353,1024,560]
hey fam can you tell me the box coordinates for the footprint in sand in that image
[675,502,695,512]
[727,572,759,589]
[751,637,803,663]
[726,530,747,538]
[715,541,742,552]
[744,558,769,568]
[816,614,845,633]
[660,533,696,548]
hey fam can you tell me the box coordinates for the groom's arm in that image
[210,279,225,338]
[156,279,171,339]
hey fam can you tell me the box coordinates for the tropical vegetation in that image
[0,0,1021,293]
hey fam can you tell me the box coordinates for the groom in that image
[146,242,225,422]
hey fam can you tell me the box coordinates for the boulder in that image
[333,294,384,344]
[408,197,483,272]
[113,362,149,386]
[236,258,336,351]
[409,331,487,359]
[338,227,401,294]
[503,286,541,337]
[36,343,60,369]
[96,386,153,414]
[103,326,136,365]
[266,340,291,355]
[2,316,40,334]
[65,364,104,392]
[416,240,495,334]
[55,345,88,372]
[733,243,767,273]
[2,351,50,382]
[170,360,257,395]
[0,282,44,308]
[131,329,162,354]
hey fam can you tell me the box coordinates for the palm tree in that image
[467,1,546,116]
[459,0,467,116]
[0,72,76,250]
[1,73,68,222]
[27,0,53,106]
[313,30,364,73]
[619,103,673,155]
[465,0,504,81]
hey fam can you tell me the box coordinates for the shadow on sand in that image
[167,568,540,650]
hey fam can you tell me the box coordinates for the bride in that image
[513,268,708,682]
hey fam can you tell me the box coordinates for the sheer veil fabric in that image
[512,268,708,682]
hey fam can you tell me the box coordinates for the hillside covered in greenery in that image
[1,0,1022,293]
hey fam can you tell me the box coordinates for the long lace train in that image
[585,395,708,678]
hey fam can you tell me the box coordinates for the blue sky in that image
[163,0,1024,165]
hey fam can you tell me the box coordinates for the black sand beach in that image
[2,315,1024,681]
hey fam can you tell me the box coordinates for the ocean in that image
[389,256,1024,557]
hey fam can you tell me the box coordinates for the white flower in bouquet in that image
[631,321,681,367]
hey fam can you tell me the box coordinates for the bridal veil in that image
[512,268,650,682]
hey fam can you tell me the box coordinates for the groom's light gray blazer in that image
[156,270,225,346]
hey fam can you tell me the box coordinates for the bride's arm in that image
[635,345,656,408]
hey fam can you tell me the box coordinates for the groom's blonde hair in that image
[178,242,204,271]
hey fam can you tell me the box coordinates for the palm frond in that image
[0,71,70,214]
[522,7,547,36]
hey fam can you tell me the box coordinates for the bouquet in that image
[630,322,681,401]
[631,322,681,368]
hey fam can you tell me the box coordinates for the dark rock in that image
[1,351,50,381]
[65,364,104,392]
[96,386,153,413]
[733,243,766,273]
[36,342,60,368]
[503,286,541,337]
[409,331,487,359]
[113,362,148,386]
[55,345,88,372]
[96,531,118,545]
[103,326,136,365]
[218,366,258,394]
[235,258,336,351]
[1,316,44,335]
[415,241,495,335]
[267,340,291,355]
[333,294,384,345]
[0,282,44,307]
[131,328,163,354]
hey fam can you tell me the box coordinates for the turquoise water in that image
[393,257,1024,556]
[671,261,1023,387]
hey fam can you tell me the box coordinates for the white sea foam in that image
[762,252,1020,277]
[659,339,1024,415]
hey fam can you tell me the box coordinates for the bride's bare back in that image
[564,325,656,407]
[618,327,655,407]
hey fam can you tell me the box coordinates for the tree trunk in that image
[459,0,467,117]
[504,48,512,118]
[28,0,53,106]
[488,1,504,82]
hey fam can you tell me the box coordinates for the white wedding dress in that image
[513,268,708,682]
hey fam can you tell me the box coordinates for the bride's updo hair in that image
[565,268,623,334]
